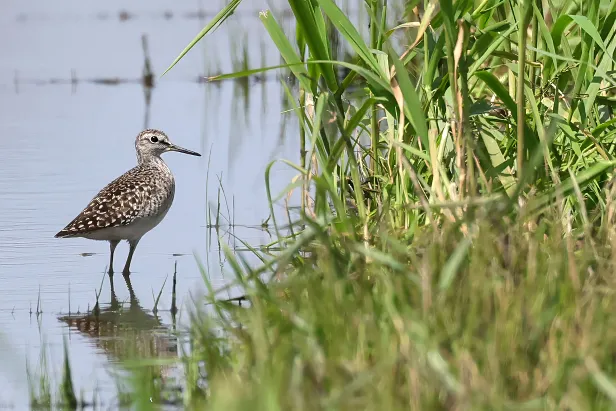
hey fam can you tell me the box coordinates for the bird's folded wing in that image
[55,172,150,237]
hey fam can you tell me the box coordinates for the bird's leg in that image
[122,238,141,276]
[108,240,120,275]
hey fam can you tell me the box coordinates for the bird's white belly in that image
[83,197,173,242]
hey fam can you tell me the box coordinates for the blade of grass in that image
[439,236,472,291]
[259,10,311,91]
[287,0,338,92]
[162,0,241,75]
[388,45,429,146]
[317,0,384,77]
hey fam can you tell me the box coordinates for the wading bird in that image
[55,129,201,276]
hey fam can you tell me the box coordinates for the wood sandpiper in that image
[55,129,201,276]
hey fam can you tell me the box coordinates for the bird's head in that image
[135,129,201,163]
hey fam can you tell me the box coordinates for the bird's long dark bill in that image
[168,143,201,156]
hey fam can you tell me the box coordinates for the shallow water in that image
[0,0,389,408]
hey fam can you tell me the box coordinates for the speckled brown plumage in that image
[55,159,174,238]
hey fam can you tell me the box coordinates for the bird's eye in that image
[150,136,158,143]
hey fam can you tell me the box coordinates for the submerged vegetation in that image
[28,0,616,409]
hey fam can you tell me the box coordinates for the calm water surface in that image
[0,0,382,408]
[0,0,306,408]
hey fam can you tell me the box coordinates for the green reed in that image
[158,0,616,408]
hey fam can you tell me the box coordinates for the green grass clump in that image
[185,192,616,410]
[167,0,616,229]
[158,0,616,409]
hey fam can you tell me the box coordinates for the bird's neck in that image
[138,154,168,171]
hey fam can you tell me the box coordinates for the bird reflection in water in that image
[57,274,179,386]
